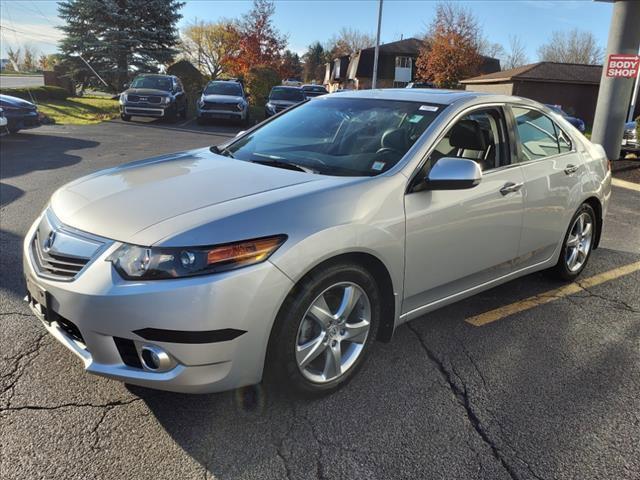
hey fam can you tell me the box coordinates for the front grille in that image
[29,210,107,281]
[31,231,89,279]
[113,337,143,369]
[127,94,162,104]
[203,102,238,112]
[57,316,85,344]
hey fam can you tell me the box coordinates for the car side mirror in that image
[424,157,482,190]
[123,83,129,89]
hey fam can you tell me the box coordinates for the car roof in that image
[302,84,327,88]
[334,88,488,105]
[136,73,173,78]
[272,86,304,90]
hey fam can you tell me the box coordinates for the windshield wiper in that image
[210,145,235,158]
[250,158,315,173]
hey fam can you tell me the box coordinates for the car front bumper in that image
[121,104,170,118]
[5,110,40,130]
[197,107,244,120]
[22,214,293,393]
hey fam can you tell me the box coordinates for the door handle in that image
[500,182,523,196]
[564,164,579,175]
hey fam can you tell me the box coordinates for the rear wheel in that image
[267,263,380,397]
[549,203,596,281]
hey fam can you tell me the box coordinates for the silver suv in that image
[196,79,250,125]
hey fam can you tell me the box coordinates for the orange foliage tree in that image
[415,3,482,88]
[229,0,287,78]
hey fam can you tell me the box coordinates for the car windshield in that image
[204,82,242,96]
[130,76,172,91]
[270,88,305,101]
[223,97,443,176]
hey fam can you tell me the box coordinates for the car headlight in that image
[161,96,171,105]
[266,102,275,111]
[108,235,287,280]
[198,98,205,108]
[119,94,127,104]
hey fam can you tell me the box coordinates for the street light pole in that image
[372,0,383,89]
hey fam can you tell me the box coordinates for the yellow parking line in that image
[612,178,640,192]
[466,261,640,327]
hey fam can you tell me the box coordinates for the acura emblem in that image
[42,230,56,253]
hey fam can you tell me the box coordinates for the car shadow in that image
[0,131,99,180]
[0,182,24,207]
[107,117,242,139]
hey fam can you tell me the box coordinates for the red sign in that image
[605,54,640,78]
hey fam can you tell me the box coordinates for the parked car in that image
[0,108,7,136]
[302,84,328,98]
[119,74,187,122]
[196,79,250,125]
[406,81,436,89]
[545,104,586,133]
[621,120,639,156]
[0,94,41,133]
[282,78,303,87]
[264,86,306,117]
[23,89,610,396]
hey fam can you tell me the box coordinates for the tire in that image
[165,107,178,123]
[266,263,380,397]
[549,203,597,281]
[121,114,131,122]
[180,103,188,120]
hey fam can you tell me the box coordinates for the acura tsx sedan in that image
[24,89,611,396]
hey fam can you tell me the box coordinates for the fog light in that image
[140,345,171,371]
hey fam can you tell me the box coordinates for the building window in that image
[395,56,412,69]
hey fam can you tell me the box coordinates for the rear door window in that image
[512,107,572,161]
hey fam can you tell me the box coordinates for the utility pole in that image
[372,0,383,89]
[591,0,640,159]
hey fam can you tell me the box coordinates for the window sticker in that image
[371,161,386,171]
[419,105,439,112]
[408,114,423,123]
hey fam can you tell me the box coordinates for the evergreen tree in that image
[58,0,184,91]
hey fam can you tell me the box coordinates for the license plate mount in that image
[25,276,51,323]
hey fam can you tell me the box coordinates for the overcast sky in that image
[0,0,614,63]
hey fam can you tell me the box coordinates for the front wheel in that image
[549,203,596,281]
[121,114,131,122]
[267,263,380,397]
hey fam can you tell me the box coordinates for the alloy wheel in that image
[565,212,593,272]
[295,282,371,383]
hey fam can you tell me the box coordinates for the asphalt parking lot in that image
[1,118,639,480]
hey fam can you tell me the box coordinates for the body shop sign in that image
[606,54,640,78]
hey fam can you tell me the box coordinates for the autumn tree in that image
[302,42,326,82]
[181,20,241,79]
[537,29,603,65]
[415,3,482,88]
[6,47,21,72]
[327,27,375,57]
[22,45,38,71]
[280,50,303,79]
[232,0,287,78]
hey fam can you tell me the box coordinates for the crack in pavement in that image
[574,281,639,314]
[1,331,49,407]
[0,397,142,413]
[407,322,545,480]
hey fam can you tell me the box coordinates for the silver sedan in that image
[23,89,611,395]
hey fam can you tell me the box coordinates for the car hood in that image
[268,99,300,106]
[202,94,244,103]
[0,94,36,109]
[50,148,323,243]
[124,88,171,97]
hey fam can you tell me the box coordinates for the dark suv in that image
[119,74,187,122]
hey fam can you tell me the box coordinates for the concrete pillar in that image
[591,0,640,160]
